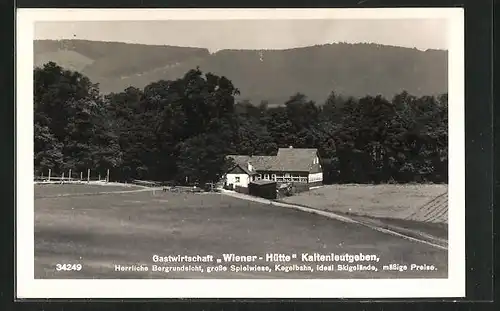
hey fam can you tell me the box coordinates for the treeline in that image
[34,62,448,185]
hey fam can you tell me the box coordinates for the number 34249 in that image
[56,263,82,271]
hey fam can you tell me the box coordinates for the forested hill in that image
[34,63,448,185]
[34,39,448,105]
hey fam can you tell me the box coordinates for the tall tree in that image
[34,62,122,176]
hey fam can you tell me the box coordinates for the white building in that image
[224,147,323,190]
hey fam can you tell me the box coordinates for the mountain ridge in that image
[34,39,448,105]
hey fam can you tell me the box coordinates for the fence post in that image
[62,172,65,183]
[80,171,83,181]
[106,169,110,183]
[48,169,51,182]
[87,169,90,183]
[69,169,72,181]
[98,174,101,181]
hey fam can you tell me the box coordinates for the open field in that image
[282,184,448,224]
[34,184,447,279]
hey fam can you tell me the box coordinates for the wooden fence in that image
[34,168,110,184]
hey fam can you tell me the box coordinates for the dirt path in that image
[220,190,447,250]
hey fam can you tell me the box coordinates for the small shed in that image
[248,179,277,200]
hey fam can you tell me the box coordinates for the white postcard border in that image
[16,8,465,299]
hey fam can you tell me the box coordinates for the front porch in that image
[250,171,310,183]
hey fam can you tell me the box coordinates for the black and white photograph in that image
[16,8,465,298]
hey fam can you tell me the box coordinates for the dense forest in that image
[34,62,448,185]
[34,40,448,105]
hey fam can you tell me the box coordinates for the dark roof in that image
[228,155,251,166]
[250,179,277,186]
[227,148,319,173]
[227,157,259,175]
[227,163,252,175]
[275,148,318,172]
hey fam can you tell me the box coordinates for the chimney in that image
[289,146,293,149]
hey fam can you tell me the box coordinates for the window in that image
[285,173,290,178]
[264,174,270,180]
[235,176,240,183]
[299,177,308,183]
[271,174,276,181]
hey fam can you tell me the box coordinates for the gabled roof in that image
[275,148,319,172]
[227,148,319,173]
[227,162,253,175]
[226,156,258,175]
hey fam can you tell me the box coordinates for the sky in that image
[34,19,448,52]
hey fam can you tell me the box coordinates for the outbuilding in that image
[248,179,277,200]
